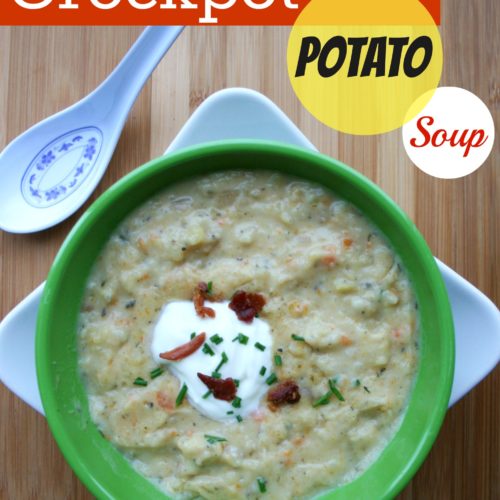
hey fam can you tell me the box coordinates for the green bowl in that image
[36,141,454,500]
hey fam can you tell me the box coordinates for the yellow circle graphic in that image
[287,0,443,135]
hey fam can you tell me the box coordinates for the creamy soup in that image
[78,170,418,499]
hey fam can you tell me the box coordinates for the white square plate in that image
[0,88,498,414]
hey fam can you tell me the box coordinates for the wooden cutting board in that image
[0,2,498,498]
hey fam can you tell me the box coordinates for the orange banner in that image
[1,0,440,26]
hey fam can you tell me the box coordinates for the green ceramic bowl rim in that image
[36,140,454,500]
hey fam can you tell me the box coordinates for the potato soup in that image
[78,170,418,499]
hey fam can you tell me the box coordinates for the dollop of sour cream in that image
[151,301,272,421]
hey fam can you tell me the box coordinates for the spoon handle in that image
[93,26,184,111]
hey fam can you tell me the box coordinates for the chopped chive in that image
[133,377,148,387]
[265,373,278,385]
[125,299,136,309]
[227,410,234,415]
[328,379,345,401]
[236,415,243,423]
[207,281,213,294]
[190,332,196,339]
[175,383,188,406]
[202,390,212,399]
[274,354,282,366]
[254,342,266,351]
[233,379,240,387]
[202,344,215,356]
[150,367,164,379]
[204,434,227,444]
[215,352,229,372]
[259,366,267,376]
[291,334,305,342]
[364,386,371,393]
[232,397,242,408]
[257,477,267,493]
[210,334,224,345]
[211,371,222,379]
[232,333,249,345]
[355,379,361,387]
[312,392,331,407]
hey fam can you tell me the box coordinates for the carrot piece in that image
[321,255,336,266]
[340,335,353,346]
[156,391,174,411]
[251,409,267,422]
[343,238,353,248]
[137,238,148,254]
[159,332,206,361]
[283,449,294,466]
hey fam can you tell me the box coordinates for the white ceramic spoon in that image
[0,26,183,234]
[0,88,498,415]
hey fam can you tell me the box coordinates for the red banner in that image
[1,0,440,26]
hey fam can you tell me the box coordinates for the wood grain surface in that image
[0,2,498,498]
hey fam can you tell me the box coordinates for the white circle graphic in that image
[402,87,494,179]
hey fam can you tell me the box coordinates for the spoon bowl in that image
[0,26,183,234]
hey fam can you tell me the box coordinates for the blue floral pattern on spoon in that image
[21,127,103,208]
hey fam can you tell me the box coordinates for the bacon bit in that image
[137,273,150,283]
[343,238,353,248]
[197,373,237,401]
[156,391,174,412]
[267,380,301,411]
[340,335,353,346]
[193,282,224,318]
[292,436,305,446]
[199,281,224,302]
[193,283,216,318]
[228,290,266,323]
[159,332,206,361]
[321,255,336,267]
[393,328,401,339]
